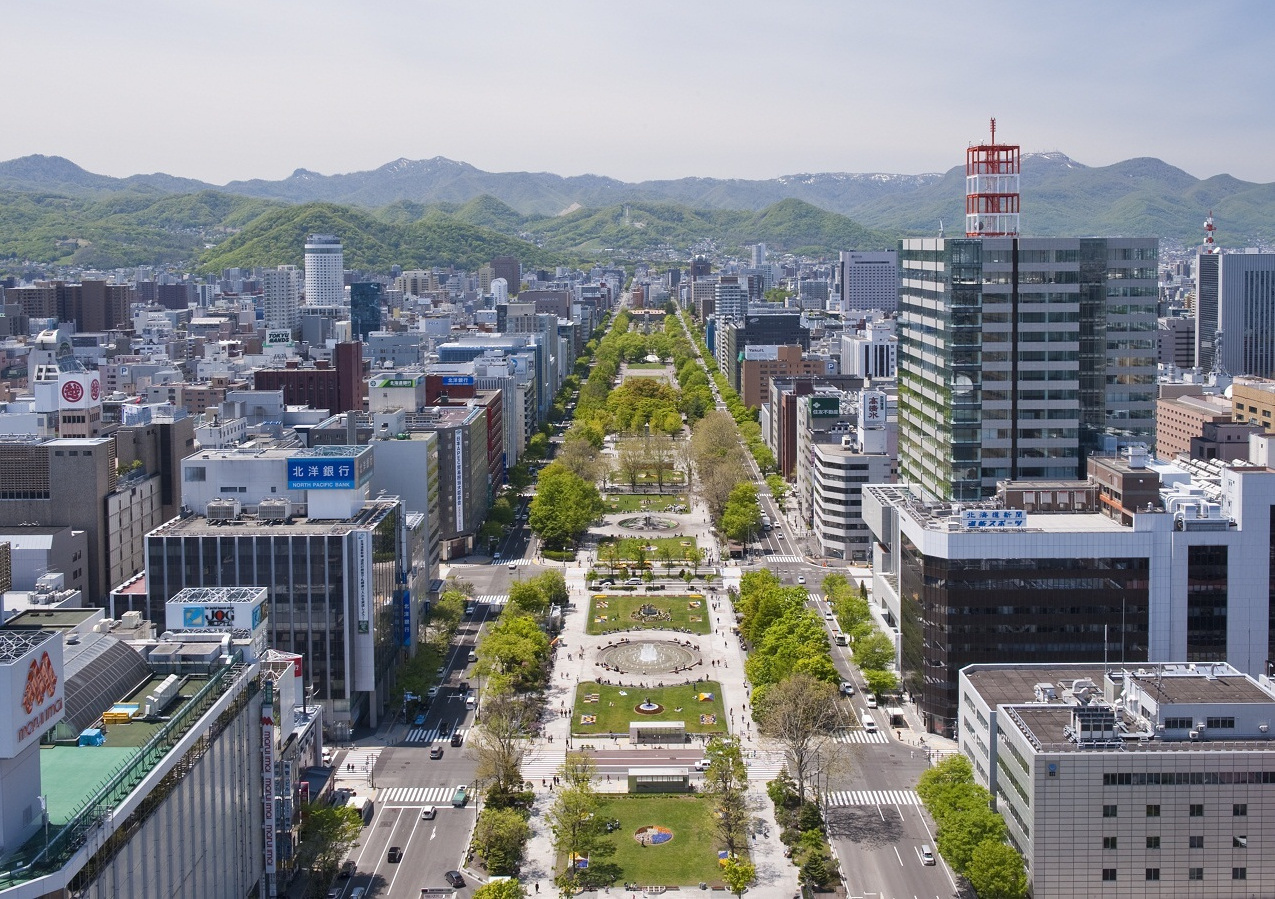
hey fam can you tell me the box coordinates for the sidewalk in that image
[516,565,798,896]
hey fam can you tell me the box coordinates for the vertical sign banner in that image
[353,530,376,692]
[400,589,412,648]
[262,706,277,879]
[453,431,465,531]
[281,759,294,854]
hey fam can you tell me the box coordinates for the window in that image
[1234,804,1248,816]
[1103,837,1118,849]
[1163,717,1192,729]
[1146,836,1160,849]
[1234,836,1247,848]
[1189,836,1204,848]
[1146,805,1161,817]
[1233,868,1247,880]
[1190,804,1204,817]
[1102,869,1117,882]
[1145,869,1160,881]
[1206,717,1236,729]
[1103,804,1118,818]
[1188,868,1204,881]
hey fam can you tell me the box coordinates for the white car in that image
[694,758,712,771]
[840,681,855,696]
[797,575,806,584]
[865,695,878,709]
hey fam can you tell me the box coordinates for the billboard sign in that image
[454,431,465,531]
[3,636,64,762]
[400,589,412,648]
[371,378,419,389]
[262,707,276,874]
[287,457,368,490]
[961,508,1028,529]
[59,373,101,409]
[442,375,474,387]
[264,329,293,347]
[810,396,841,418]
[861,390,887,427]
[743,345,779,361]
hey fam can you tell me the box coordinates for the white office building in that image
[262,265,301,332]
[304,234,344,307]
[839,250,898,314]
[960,661,1275,898]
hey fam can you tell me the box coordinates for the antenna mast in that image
[965,118,1020,237]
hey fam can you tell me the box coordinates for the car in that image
[509,562,517,570]
[429,745,443,759]
[421,806,437,820]
[694,758,712,771]
[863,717,878,734]
[823,611,835,621]
[451,730,464,747]
[865,695,878,709]
[439,720,453,737]
[797,575,806,584]
[625,577,642,586]
[467,650,478,663]
[436,664,447,677]
[597,579,615,587]
[840,681,855,696]
[427,686,440,699]
[445,870,466,888]
[414,713,426,726]
[339,859,356,878]
[387,846,403,863]
[921,845,936,865]
[464,604,476,617]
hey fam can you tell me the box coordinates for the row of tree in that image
[822,573,899,698]
[917,756,1028,899]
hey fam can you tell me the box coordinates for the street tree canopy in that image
[528,463,604,549]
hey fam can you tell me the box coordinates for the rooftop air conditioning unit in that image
[259,498,292,522]
[207,498,241,521]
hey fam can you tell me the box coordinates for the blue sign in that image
[182,607,204,628]
[288,458,356,490]
[400,589,412,648]
[441,375,474,387]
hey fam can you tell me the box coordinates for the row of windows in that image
[1159,717,1235,730]
[1102,770,1268,787]
[1103,868,1244,881]
[1104,835,1247,849]
[1105,803,1248,816]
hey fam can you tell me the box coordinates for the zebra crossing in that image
[521,747,567,779]
[379,786,459,806]
[494,558,538,567]
[765,554,804,563]
[405,726,466,744]
[744,751,789,780]
[823,788,922,808]
[472,594,508,606]
[833,728,889,744]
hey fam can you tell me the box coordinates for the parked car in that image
[694,758,712,771]
[445,870,465,888]
[467,650,478,663]
[625,577,643,586]
[339,860,356,878]
[427,686,440,699]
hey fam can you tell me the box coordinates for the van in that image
[465,693,476,710]
[921,845,935,865]
[862,715,878,734]
[761,514,772,531]
[834,633,849,647]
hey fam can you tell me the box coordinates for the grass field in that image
[585,593,712,635]
[572,680,727,735]
[625,362,670,370]
[603,493,688,513]
[593,794,733,887]
[597,535,698,561]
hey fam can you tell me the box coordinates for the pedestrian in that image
[535,884,540,894]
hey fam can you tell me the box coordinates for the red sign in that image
[90,378,100,400]
[61,381,83,403]
[21,652,58,715]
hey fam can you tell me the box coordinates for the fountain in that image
[639,642,659,664]
[637,696,661,713]
[598,640,701,675]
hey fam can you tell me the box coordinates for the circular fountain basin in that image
[598,640,701,675]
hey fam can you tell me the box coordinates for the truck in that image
[345,793,374,825]
[451,784,469,807]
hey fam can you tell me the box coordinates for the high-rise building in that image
[1194,250,1275,378]
[490,256,520,297]
[262,265,301,331]
[304,234,344,306]
[839,251,899,313]
[897,237,1159,501]
[349,282,383,340]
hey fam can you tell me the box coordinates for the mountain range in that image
[0,152,1271,271]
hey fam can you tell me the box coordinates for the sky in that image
[6,0,1275,185]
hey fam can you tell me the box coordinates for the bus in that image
[345,793,374,825]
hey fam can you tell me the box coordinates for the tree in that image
[557,435,605,482]
[472,806,531,875]
[756,674,840,804]
[473,880,528,899]
[530,569,568,608]
[473,686,537,799]
[852,631,895,672]
[547,753,604,894]
[765,473,789,505]
[615,438,647,491]
[297,805,363,884]
[862,668,898,697]
[722,855,756,897]
[703,737,751,859]
[649,434,676,490]
[721,482,763,544]
[529,463,605,549]
[508,580,549,616]
[478,613,551,692]
[966,840,1029,899]
[936,807,1007,874]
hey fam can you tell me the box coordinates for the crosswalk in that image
[765,554,805,563]
[745,751,789,780]
[405,726,466,744]
[472,594,508,606]
[823,789,921,808]
[494,558,539,567]
[833,728,889,744]
[379,786,460,806]
[334,748,382,781]
[521,746,566,779]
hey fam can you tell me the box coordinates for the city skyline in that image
[5,0,1274,186]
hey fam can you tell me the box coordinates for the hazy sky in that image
[7,0,1273,185]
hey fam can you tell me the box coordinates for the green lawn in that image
[603,493,688,513]
[593,795,733,887]
[597,535,698,562]
[625,362,670,369]
[585,593,712,635]
[572,680,726,736]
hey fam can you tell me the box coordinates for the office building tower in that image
[750,243,767,267]
[349,282,383,341]
[490,256,520,296]
[262,265,301,331]
[713,277,747,322]
[897,237,1158,501]
[839,251,899,314]
[304,234,344,306]
[1195,250,1275,378]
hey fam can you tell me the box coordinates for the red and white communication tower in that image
[965,118,1020,237]
[1203,210,1218,252]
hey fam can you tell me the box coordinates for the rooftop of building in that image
[150,497,399,538]
[3,608,99,630]
[187,443,368,462]
[964,663,1108,709]
[1159,393,1234,415]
